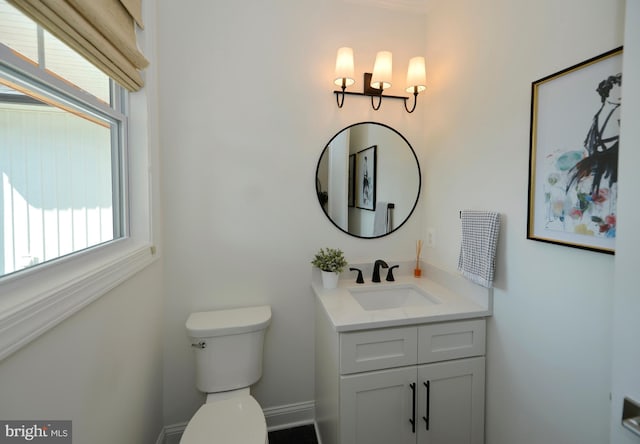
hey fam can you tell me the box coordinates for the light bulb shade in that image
[371,51,392,90]
[334,47,355,87]
[405,56,427,93]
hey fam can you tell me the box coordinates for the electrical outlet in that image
[426,228,435,247]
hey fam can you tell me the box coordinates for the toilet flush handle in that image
[191,341,207,349]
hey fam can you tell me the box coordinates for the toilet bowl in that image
[180,390,267,444]
[180,306,271,444]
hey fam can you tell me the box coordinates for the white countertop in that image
[312,262,493,332]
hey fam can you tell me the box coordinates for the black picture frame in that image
[355,145,376,211]
[348,153,355,207]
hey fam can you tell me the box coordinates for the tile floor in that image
[268,424,318,444]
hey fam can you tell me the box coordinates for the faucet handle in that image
[386,265,400,282]
[349,267,364,284]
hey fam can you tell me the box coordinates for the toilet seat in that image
[180,395,267,444]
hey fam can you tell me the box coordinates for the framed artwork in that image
[355,145,376,211]
[348,154,355,207]
[527,47,622,254]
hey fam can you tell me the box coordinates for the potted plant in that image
[312,247,348,289]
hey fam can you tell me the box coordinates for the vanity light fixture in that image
[333,47,426,113]
[404,56,427,113]
[334,47,355,108]
[370,51,393,110]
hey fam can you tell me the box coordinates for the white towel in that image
[457,210,501,288]
[373,202,389,236]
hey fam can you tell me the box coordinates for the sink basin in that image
[348,284,440,311]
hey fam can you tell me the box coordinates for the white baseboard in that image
[159,401,315,443]
[162,421,189,444]
[264,400,315,431]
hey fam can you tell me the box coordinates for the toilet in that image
[180,305,272,444]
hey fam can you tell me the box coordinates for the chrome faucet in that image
[372,259,389,283]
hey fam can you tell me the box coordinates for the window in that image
[0,0,154,360]
[0,0,125,277]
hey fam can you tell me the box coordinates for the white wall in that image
[0,262,164,444]
[328,130,349,230]
[610,1,640,442]
[423,1,624,443]
[0,0,165,442]
[157,0,428,427]
[370,124,420,232]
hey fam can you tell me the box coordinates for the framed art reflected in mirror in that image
[355,145,376,211]
[316,122,421,239]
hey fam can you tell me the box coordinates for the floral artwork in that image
[528,47,623,254]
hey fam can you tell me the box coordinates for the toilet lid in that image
[186,306,271,338]
[180,395,267,444]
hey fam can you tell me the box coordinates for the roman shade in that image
[7,0,148,91]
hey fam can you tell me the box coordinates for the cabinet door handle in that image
[422,381,430,430]
[409,382,416,433]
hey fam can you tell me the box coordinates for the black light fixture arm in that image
[404,89,419,113]
[336,78,347,108]
[333,73,409,111]
[371,94,383,110]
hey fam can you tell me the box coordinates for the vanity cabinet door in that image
[340,366,416,444]
[417,357,485,444]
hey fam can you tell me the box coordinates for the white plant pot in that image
[321,270,340,289]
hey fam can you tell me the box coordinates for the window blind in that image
[7,0,148,91]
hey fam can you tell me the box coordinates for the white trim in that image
[0,245,156,361]
[162,421,188,444]
[0,44,123,121]
[264,400,316,431]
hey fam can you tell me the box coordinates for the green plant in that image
[311,248,348,273]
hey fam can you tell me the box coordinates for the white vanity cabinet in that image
[315,305,487,444]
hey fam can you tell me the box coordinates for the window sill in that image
[0,242,157,361]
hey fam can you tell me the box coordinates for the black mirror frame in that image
[315,121,421,239]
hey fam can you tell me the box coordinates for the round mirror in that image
[316,122,421,238]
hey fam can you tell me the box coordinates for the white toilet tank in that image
[186,305,271,393]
